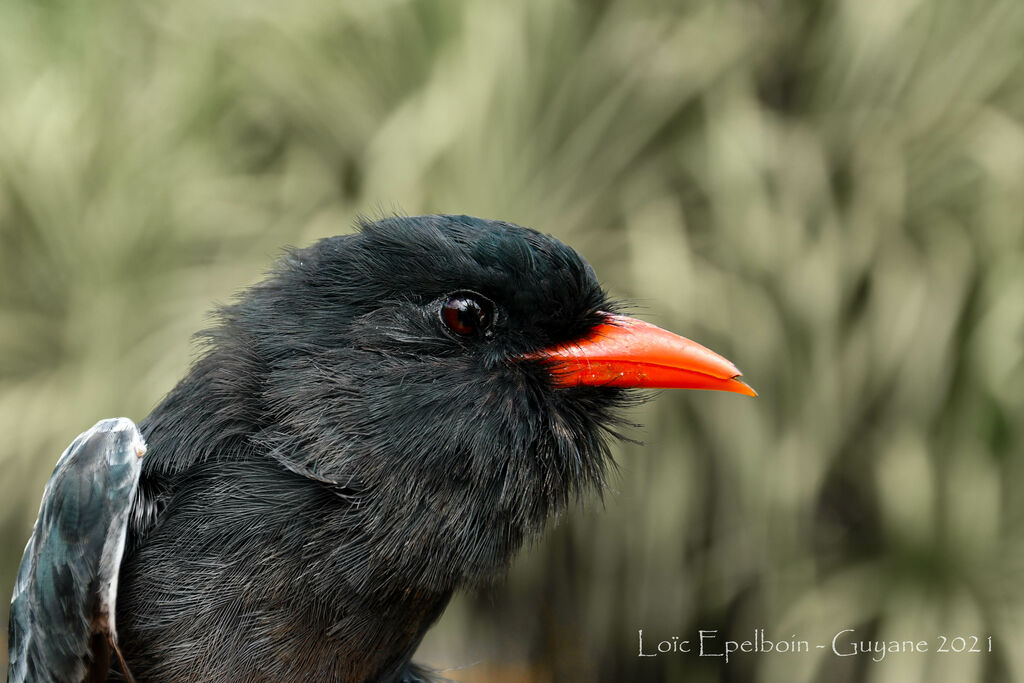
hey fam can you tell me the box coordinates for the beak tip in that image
[731,377,758,397]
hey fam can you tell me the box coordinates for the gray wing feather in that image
[8,418,146,683]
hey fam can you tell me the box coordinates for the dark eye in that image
[441,292,493,336]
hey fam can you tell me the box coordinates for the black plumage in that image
[119,215,626,681]
[9,214,753,682]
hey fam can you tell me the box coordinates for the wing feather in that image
[8,418,146,683]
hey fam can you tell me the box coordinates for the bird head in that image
[203,214,752,590]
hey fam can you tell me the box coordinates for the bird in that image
[8,214,755,682]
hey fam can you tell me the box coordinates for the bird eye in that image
[441,293,493,336]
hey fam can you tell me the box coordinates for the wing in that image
[8,418,146,683]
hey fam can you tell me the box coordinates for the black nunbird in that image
[8,215,755,682]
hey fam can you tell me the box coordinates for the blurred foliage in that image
[2,0,1024,681]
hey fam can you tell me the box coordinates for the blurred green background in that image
[2,0,1023,681]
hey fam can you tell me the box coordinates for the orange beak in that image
[528,314,756,396]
